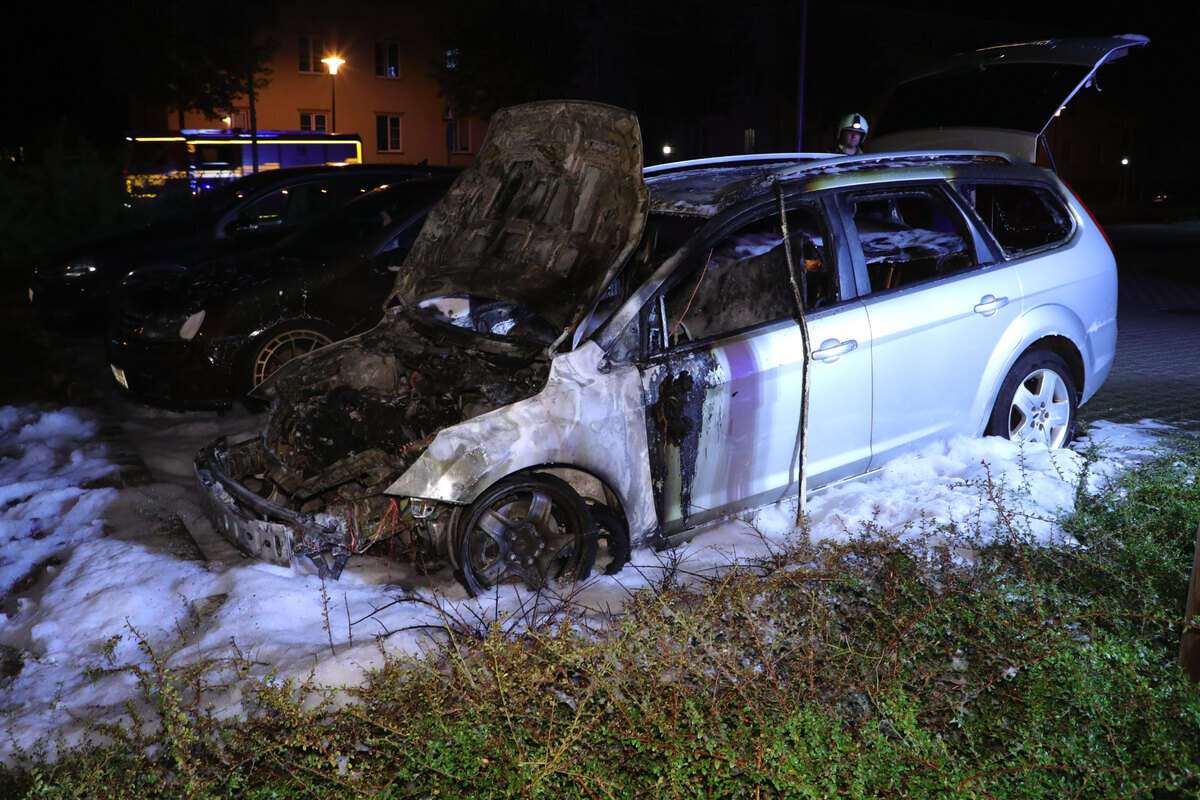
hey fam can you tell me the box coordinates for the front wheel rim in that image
[1007,368,1072,448]
[252,328,333,387]
[458,479,593,594]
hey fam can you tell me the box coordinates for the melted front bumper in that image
[195,438,352,570]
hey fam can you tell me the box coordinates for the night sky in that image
[3,0,1195,190]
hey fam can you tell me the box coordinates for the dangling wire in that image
[669,249,713,340]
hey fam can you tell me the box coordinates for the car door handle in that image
[812,338,857,363]
[973,294,1009,316]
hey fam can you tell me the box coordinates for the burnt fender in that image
[384,342,658,548]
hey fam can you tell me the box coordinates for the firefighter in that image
[834,112,869,155]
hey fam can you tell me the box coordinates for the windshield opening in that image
[276,185,440,259]
[412,295,558,347]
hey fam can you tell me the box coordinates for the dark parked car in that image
[107,176,454,408]
[30,163,452,330]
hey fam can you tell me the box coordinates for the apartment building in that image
[177,1,482,167]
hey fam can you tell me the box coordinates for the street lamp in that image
[321,55,345,133]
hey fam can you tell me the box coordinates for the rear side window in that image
[847,187,976,293]
[232,181,338,230]
[956,183,1073,256]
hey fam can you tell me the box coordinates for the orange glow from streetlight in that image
[321,55,345,75]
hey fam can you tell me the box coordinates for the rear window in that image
[847,187,977,292]
[956,183,1073,256]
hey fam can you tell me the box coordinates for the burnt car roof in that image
[646,162,812,217]
[643,151,1014,218]
[388,100,649,339]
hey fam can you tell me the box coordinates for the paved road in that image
[1078,224,1200,430]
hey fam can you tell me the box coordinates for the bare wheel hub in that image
[505,521,544,565]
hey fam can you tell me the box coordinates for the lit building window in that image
[300,112,328,132]
[299,36,325,73]
[376,114,403,152]
[375,42,400,78]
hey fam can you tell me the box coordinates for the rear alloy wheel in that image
[987,350,1078,449]
[245,320,341,392]
[456,474,597,596]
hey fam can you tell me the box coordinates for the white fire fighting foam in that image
[0,405,1175,763]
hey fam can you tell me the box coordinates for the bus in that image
[124,130,364,203]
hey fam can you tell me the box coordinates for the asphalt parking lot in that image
[1081,225,1200,429]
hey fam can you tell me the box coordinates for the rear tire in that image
[986,349,1078,449]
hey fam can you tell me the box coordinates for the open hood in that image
[387,100,648,342]
[871,34,1148,162]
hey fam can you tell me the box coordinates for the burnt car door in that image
[835,181,1019,467]
[639,194,871,538]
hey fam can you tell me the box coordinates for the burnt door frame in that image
[635,189,843,541]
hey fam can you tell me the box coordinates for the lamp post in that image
[321,55,345,133]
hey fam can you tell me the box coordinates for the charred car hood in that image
[387,100,648,341]
[872,34,1148,162]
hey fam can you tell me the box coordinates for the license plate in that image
[110,364,129,390]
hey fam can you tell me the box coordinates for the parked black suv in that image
[30,163,454,330]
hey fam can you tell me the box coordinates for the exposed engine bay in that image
[200,313,550,573]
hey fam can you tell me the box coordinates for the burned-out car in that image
[107,176,453,408]
[196,37,1141,593]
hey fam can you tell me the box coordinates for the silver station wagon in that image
[196,36,1143,594]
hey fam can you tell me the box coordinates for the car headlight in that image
[179,310,206,340]
[58,260,98,279]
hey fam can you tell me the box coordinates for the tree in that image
[428,0,587,118]
[102,0,279,129]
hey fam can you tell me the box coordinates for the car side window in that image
[343,175,395,197]
[651,204,830,350]
[236,182,338,230]
[955,182,1073,256]
[847,187,976,293]
[236,188,288,228]
[784,206,839,311]
[380,213,426,254]
[280,182,337,225]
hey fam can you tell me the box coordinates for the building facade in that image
[177,1,482,168]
